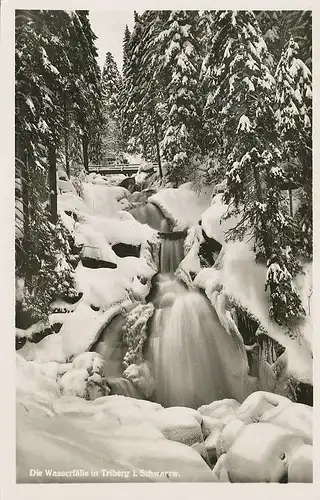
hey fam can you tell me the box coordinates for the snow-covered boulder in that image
[215,419,246,458]
[201,193,239,245]
[71,351,107,377]
[226,422,306,482]
[212,453,230,482]
[58,367,110,401]
[149,185,213,230]
[288,444,313,482]
[123,362,155,399]
[198,399,240,420]
[148,407,203,447]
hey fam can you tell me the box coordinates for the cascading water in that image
[145,274,257,409]
[93,194,256,407]
[159,231,186,274]
[129,202,170,232]
[129,199,186,273]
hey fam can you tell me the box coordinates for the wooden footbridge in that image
[88,163,158,176]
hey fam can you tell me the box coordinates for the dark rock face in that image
[60,292,83,305]
[81,257,117,269]
[15,337,26,350]
[15,303,39,330]
[198,229,223,268]
[112,243,141,258]
[295,382,313,406]
[119,176,136,192]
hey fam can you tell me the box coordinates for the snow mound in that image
[201,193,240,244]
[16,355,216,483]
[149,185,213,230]
[82,183,130,216]
[81,214,158,246]
[18,301,134,362]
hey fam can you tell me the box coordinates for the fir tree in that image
[122,24,131,75]
[206,10,305,329]
[121,13,149,157]
[275,37,312,258]
[101,51,123,156]
[256,10,312,69]
[71,11,105,167]
[158,10,202,185]
[15,9,105,323]
[102,51,122,120]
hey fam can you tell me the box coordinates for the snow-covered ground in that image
[16,171,313,483]
[17,352,312,483]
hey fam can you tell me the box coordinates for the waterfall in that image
[128,202,170,232]
[159,231,187,274]
[114,197,256,407]
[145,274,257,409]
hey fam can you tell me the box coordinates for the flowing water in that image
[129,202,170,232]
[159,231,186,274]
[94,197,256,407]
[145,274,256,409]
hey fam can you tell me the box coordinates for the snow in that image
[16,353,215,482]
[195,241,313,384]
[149,184,213,230]
[81,214,157,246]
[82,183,130,216]
[243,77,255,92]
[201,193,240,245]
[18,300,134,363]
[237,115,252,133]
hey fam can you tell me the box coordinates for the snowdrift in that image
[16,354,216,483]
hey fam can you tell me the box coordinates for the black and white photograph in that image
[11,6,313,485]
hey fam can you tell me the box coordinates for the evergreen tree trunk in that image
[289,189,293,217]
[153,121,163,179]
[82,134,89,172]
[48,144,58,224]
[16,138,29,243]
[138,121,148,160]
[63,97,70,177]
[252,164,270,258]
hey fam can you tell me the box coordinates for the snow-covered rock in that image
[198,399,240,420]
[212,453,230,482]
[149,407,203,446]
[149,185,213,230]
[215,419,246,458]
[195,240,313,384]
[72,351,107,377]
[236,391,293,424]
[201,193,240,245]
[288,444,313,482]
[58,368,90,397]
[226,422,306,482]
[82,183,129,216]
[16,360,216,483]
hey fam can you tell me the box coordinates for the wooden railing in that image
[88,163,158,176]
